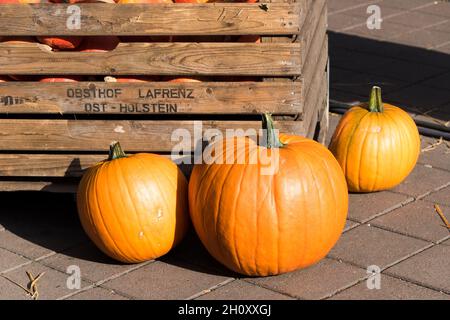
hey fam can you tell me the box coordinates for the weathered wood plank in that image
[0,3,302,36]
[0,181,78,193]
[0,42,301,76]
[0,153,190,177]
[0,119,305,152]
[0,82,302,115]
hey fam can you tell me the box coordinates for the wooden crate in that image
[0,0,328,192]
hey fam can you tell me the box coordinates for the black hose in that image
[330,100,450,140]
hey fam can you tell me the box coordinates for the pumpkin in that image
[118,0,172,3]
[188,114,348,276]
[77,142,189,263]
[329,86,420,193]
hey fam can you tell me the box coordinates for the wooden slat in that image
[0,3,302,36]
[299,0,327,100]
[0,42,301,76]
[0,181,78,193]
[0,119,305,152]
[0,82,301,116]
[0,153,192,177]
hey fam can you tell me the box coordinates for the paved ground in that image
[0,0,450,300]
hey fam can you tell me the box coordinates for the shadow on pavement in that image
[329,31,450,122]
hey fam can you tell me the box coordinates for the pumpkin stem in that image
[368,86,384,113]
[262,113,284,149]
[108,141,127,161]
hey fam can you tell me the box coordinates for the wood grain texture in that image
[0,181,78,193]
[0,3,302,36]
[0,153,189,177]
[0,42,301,76]
[0,119,305,152]
[0,81,302,115]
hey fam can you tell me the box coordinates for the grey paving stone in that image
[330,274,450,300]
[385,244,450,293]
[435,43,450,54]
[247,258,367,300]
[67,287,129,300]
[343,4,405,18]
[0,275,31,300]
[418,136,450,171]
[41,241,142,283]
[102,261,232,300]
[371,200,450,243]
[328,224,431,269]
[0,231,54,260]
[347,191,412,223]
[0,248,30,274]
[423,185,450,207]
[196,280,294,300]
[391,164,450,198]
[441,239,450,246]
[2,262,90,300]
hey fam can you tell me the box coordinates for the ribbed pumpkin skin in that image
[189,135,348,276]
[77,153,189,263]
[329,104,420,193]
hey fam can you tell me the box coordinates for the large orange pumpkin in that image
[77,142,189,263]
[189,114,348,276]
[329,86,420,193]
[36,36,82,50]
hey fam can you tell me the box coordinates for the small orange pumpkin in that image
[189,114,348,276]
[329,86,420,193]
[77,142,189,263]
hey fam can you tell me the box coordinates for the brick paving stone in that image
[417,2,450,18]
[420,71,450,91]
[331,68,407,96]
[435,43,450,54]
[0,248,30,274]
[0,275,32,300]
[384,85,450,112]
[381,0,437,10]
[390,29,450,50]
[67,287,129,300]
[418,136,450,171]
[2,262,90,300]
[344,21,414,42]
[344,220,359,232]
[328,224,431,269]
[385,244,450,293]
[423,185,450,207]
[347,191,412,223]
[391,164,450,198]
[328,13,365,31]
[427,20,450,33]
[383,10,448,28]
[371,200,450,243]
[441,239,450,246]
[102,261,232,300]
[325,113,342,147]
[196,280,294,300]
[0,231,53,260]
[330,274,450,300]
[327,0,379,15]
[247,258,367,300]
[343,4,404,19]
[41,241,144,283]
